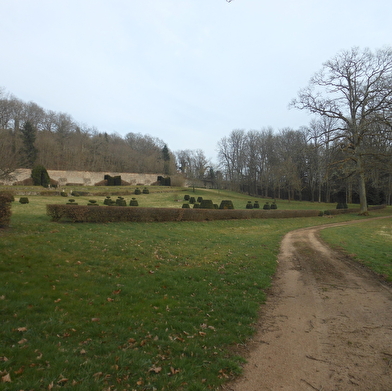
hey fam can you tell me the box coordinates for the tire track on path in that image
[225,216,392,391]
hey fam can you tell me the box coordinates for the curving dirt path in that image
[224,217,392,391]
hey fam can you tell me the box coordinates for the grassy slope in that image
[1,187,391,390]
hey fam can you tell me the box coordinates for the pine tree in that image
[162,144,171,175]
[20,121,38,168]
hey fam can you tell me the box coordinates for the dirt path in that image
[224,217,392,391]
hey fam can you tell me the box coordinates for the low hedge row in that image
[46,204,386,223]
[46,205,321,223]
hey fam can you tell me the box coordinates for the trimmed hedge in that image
[0,192,13,227]
[46,205,323,223]
[46,204,385,223]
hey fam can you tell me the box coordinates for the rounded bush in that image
[246,201,253,209]
[197,196,203,203]
[184,195,190,201]
[263,202,271,210]
[182,203,190,208]
[270,202,277,210]
[19,197,29,204]
[142,187,150,194]
[116,197,127,206]
[219,200,234,209]
[130,198,139,206]
[199,199,214,209]
[134,188,141,195]
[253,201,259,208]
[189,196,196,204]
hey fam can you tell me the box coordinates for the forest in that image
[1,47,392,210]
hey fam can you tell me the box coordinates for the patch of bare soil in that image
[224,217,392,391]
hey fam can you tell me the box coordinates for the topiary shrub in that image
[182,203,190,208]
[66,199,78,205]
[184,195,190,201]
[116,197,127,206]
[271,202,277,210]
[103,196,112,205]
[219,200,234,209]
[197,196,203,203]
[253,201,259,208]
[142,187,150,194]
[263,202,271,210]
[88,200,98,206]
[31,165,50,187]
[129,198,139,206]
[134,188,141,195]
[193,203,200,208]
[19,197,29,204]
[199,199,214,209]
[189,196,196,204]
[246,201,253,209]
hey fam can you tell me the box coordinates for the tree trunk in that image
[358,167,368,214]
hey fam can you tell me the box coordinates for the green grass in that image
[1,186,391,390]
[320,217,392,282]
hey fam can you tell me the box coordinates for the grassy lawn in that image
[320,217,392,282]
[1,187,391,390]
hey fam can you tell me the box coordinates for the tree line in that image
[217,47,392,213]
[1,47,392,214]
[0,88,177,178]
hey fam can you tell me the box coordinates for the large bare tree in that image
[291,47,392,213]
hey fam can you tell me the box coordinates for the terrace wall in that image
[4,169,163,186]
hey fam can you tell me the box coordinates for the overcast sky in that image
[1,0,391,162]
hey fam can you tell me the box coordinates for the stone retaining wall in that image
[4,169,163,186]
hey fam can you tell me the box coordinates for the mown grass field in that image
[1,186,391,390]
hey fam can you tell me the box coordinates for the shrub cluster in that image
[0,192,13,227]
[19,197,29,204]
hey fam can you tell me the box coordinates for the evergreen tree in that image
[20,121,38,168]
[162,144,171,175]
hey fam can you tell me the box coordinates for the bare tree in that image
[0,129,18,181]
[291,47,392,214]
